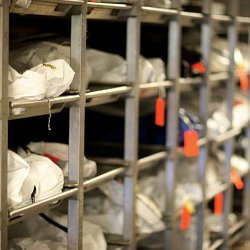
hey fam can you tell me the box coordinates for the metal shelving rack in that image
[0,0,250,249]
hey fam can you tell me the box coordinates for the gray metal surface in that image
[196,5,212,249]
[124,10,140,249]
[165,6,181,248]
[222,2,238,248]
[67,8,86,249]
[0,2,9,249]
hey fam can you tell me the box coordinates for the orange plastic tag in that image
[155,97,165,127]
[192,62,206,74]
[180,205,191,230]
[230,169,244,190]
[237,66,249,91]
[184,130,199,157]
[214,193,223,215]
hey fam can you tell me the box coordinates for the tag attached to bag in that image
[237,64,249,91]
[214,192,223,215]
[184,130,199,157]
[230,169,244,190]
[180,205,191,230]
[155,97,166,127]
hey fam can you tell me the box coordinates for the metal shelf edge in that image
[84,167,126,192]
[10,95,80,109]
[87,2,132,10]
[138,151,167,171]
[8,188,78,222]
[86,86,131,99]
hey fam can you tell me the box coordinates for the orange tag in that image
[155,97,165,127]
[192,62,206,74]
[237,66,249,91]
[230,169,244,190]
[184,130,199,157]
[180,205,191,230]
[214,193,223,215]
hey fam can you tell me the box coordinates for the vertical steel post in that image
[0,1,9,249]
[165,2,181,249]
[124,2,140,249]
[196,1,212,249]
[222,1,238,248]
[68,3,86,249]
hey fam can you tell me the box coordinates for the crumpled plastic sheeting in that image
[8,59,75,101]
[84,180,165,235]
[8,150,64,209]
[18,141,97,179]
[31,59,75,98]
[10,41,91,88]
[8,213,107,250]
[8,150,30,208]
[21,154,64,203]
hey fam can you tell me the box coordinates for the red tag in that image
[191,62,206,74]
[180,206,191,230]
[230,169,244,190]
[237,68,249,91]
[44,153,62,164]
[214,193,224,215]
[155,97,165,127]
[184,130,199,157]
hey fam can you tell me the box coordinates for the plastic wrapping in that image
[19,141,97,179]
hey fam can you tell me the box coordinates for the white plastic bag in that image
[22,141,97,179]
[8,70,48,101]
[21,154,64,204]
[31,59,75,98]
[8,150,30,208]
[86,49,126,83]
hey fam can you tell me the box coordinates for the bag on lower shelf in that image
[84,180,166,235]
[8,150,31,209]
[8,211,107,250]
[20,154,64,204]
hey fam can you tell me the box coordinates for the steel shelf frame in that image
[1,0,250,249]
[1,1,87,249]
